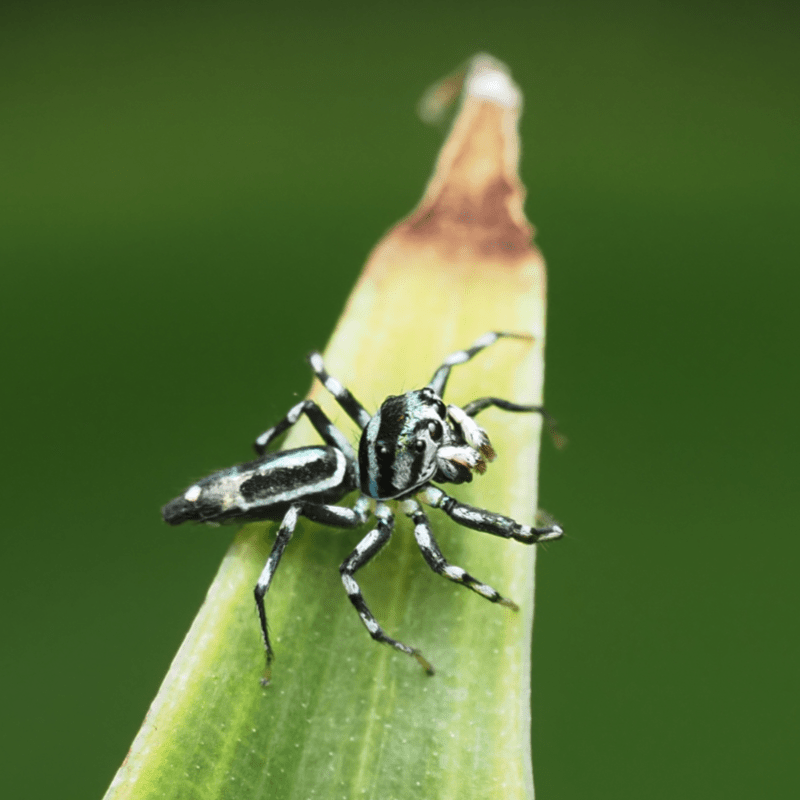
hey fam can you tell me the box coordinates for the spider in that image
[162,332,562,683]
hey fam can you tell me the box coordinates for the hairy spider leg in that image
[254,505,299,685]
[462,396,566,450]
[427,331,534,398]
[255,496,371,685]
[401,497,519,610]
[419,486,563,544]
[340,502,434,675]
[307,352,372,430]
[253,399,357,461]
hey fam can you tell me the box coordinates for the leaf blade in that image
[105,53,551,800]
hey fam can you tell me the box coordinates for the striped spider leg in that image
[305,331,563,675]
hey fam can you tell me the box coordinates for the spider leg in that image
[254,505,301,686]
[307,352,372,430]
[427,331,533,397]
[340,502,434,674]
[401,498,518,610]
[301,495,371,528]
[445,403,496,462]
[420,485,563,544]
[255,499,370,686]
[253,399,356,460]
[461,396,565,449]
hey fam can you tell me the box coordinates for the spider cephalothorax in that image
[359,387,488,500]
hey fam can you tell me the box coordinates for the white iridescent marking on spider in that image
[399,499,418,515]
[255,429,273,448]
[447,405,493,457]
[437,445,485,472]
[309,353,324,372]
[458,507,484,525]
[342,575,359,596]
[414,525,432,550]
[184,485,202,502]
[240,449,348,509]
[421,486,445,507]
[538,525,563,542]
[355,530,380,556]
[361,615,379,634]
[444,565,466,580]
[354,495,373,518]
[472,332,499,348]
[325,376,345,396]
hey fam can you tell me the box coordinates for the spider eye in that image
[415,439,427,452]
[427,420,443,440]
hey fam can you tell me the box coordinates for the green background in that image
[2,1,797,797]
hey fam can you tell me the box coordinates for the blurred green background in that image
[2,1,797,797]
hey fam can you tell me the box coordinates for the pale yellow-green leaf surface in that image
[105,54,553,800]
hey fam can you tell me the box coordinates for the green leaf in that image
[105,54,553,800]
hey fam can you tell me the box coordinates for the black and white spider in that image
[162,332,562,683]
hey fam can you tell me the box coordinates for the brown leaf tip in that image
[403,55,535,261]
